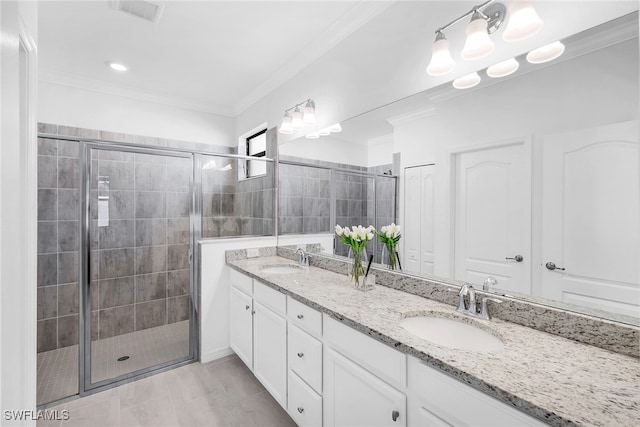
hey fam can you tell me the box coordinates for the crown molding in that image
[387,105,437,127]
[39,68,235,117]
[232,0,397,115]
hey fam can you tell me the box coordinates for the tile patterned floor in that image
[37,355,296,427]
[38,321,190,406]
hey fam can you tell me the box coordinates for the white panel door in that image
[229,287,253,370]
[403,165,435,275]
[324,347,406,427]
[454,143,530,294]
[542,121,639,317]
[420,166,435,275]
[253,301,288,409]
[404,167,422,274]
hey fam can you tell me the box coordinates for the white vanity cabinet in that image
[323,315,407,427]
[229,267,549,427]
[229,270,288,409]
[407,356,548,427]
[229,270,253,369]
[287,296,324,426]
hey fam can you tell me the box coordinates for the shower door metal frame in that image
[79,142,199,395]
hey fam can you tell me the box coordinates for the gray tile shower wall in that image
[36,123,242,352]
[37,137,80,352]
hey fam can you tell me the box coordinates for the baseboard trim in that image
[201,347,235,364]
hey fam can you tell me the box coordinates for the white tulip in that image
[367,233,374,240]
[335,225,343,235]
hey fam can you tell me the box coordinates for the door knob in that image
[392,410,400,422]
[545,262,565,271]
[245,305,250,310]
[297,352,304,358]
[506,255,524,262]
[297,314,304,319]
[297,407,304,414]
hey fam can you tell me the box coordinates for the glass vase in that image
[347,247,373,291]
[382,243,399,271]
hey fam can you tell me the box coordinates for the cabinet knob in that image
[245,305,250,310]
[297,407,304,414]
[297,352,304,358]
[392,410,399,422]
[297,314,304,319]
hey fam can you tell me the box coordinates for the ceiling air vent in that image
[109,0,164,23]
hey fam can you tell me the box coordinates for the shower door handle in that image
[188,246,193,265]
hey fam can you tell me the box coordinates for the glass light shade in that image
[279,114,293,134]
[318,127,331,136]
[426,37,455,76]
[306,132,320,139]
[108,62,128,71]
[461,16,495,61]
[502,0,544,42]
[329,123,342,133]
[291,107,303,129]
[487,58,519,78]
[452,72,481,89]
[526,41,565,64]
[302,100,316,125]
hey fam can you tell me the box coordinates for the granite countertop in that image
[227,256,640,427]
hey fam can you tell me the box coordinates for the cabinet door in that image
[253,301,288,409]
[324,347,406,427]
[230,287,253,369]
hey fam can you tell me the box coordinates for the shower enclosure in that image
[36,131,276,405]
[278,159,398,263]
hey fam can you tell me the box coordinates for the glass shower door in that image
[83,145,194,388]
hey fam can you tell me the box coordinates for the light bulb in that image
[107,62,128,72]
[279,112,293,134]
[503,0,544,42]
[526,41,565,64]
[461,12,495,61]
[302,100,316,125]
[487,58,519,78]
[291,107,303,129]
[453,72,481,89]
[306,132,320,139]
[318,127,331,136]
[426,32,455,76]
[329,123,342,133]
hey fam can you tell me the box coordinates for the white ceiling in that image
[39,0,639,122]
[38,0,381,116]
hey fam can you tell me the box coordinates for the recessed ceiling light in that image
[107,62,128,72]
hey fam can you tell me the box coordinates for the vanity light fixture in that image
[502,0,544,42]
[278,99,317,134]
[526,40,565,64]
[426,1,544,76]
[487,57,519,77]
[107,61,128,72]
[305,131,320,139]
[453,72,481,89]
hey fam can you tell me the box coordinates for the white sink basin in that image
[400,316,504,352]
[260,264,304,274]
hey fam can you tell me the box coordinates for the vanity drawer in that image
[288,324,322,393]
[324,314,406,390]
[287,296,322,339]
[254,280,286,316]
[288,370,322,427]
[230,269,252,295]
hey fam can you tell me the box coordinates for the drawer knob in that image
[392,410,399,422]
[297,314,304,319]
[297,352,304,358]
[297,407,304,414]
[245,305,250,310]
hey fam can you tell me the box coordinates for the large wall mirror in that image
[276,12,639,326]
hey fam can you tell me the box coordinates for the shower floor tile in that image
[37,320,190,406]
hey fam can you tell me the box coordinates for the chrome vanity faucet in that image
[295,248,310,267]
[457,283,502,320]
